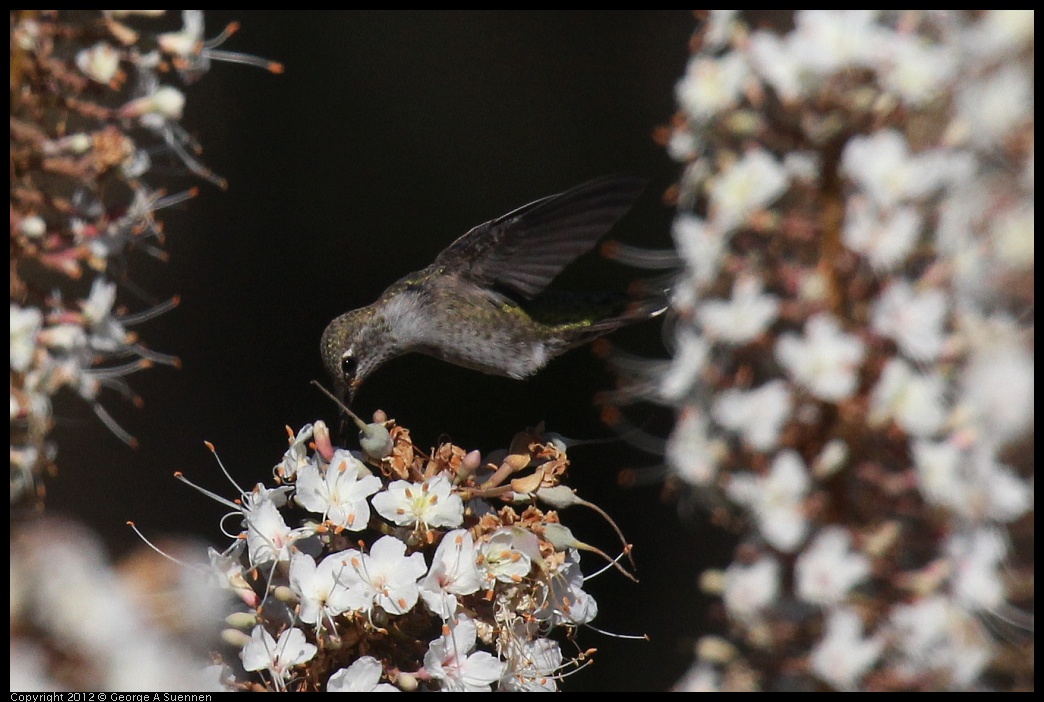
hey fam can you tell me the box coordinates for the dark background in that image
[46,11,723,691]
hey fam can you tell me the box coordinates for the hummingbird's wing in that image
[432,175,647,300]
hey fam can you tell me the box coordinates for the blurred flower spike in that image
[10,11,281,505]
[608,10,1033,692]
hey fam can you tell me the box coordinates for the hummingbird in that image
[321,175,663,405]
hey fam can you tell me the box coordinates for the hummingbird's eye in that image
[340,353,358,380]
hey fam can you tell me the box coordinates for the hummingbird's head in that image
[320,307,384,406]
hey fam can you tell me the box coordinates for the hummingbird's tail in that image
[553,292,668,352]
[590,295,667,333]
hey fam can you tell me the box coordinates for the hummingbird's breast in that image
[379,281,553,379]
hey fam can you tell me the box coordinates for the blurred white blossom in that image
[607,10,1033,692]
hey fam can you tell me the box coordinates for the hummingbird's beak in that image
[345,378,362,407]
[337,382,359,440]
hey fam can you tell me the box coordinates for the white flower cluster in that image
[10,13,288,691]
[197,417,611,691]
[10,11,281,503]
[11,518,229,691]
[616,10,1032,691]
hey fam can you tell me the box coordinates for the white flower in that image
[500,635,563,692]
[82,278,131,353]
[478,527,541,586]
[966,10,1035,60]
[913,439,1031,523]
[747,30,803,102]
[37,323,87,353]
[667,128,699,162]
[955,65,1032,147]
[535,548,598,627]
[871,281,948,362]
[294,449,382,530]
[990,202,1034,270]
[869,359,948,437]
[672,280,699,317]
[288,551,356,627]
[958,325,1034,446]
[423,616,507,692]
[809,607,883,690]
[698,275,779,345]
[157,10,205,58]
[119,85,186,123]
[666,408,723,486]
[419,529,483,620]
[889,596,992,688]
[776,313,865,402]
[674,662,722,692]
[842,131,954,210]
[338,535,427,616]
[371,472,464,530]
[783,151,821,182]
[156,10,280,82]
[18,214,46,238]
[708,149,789,233]
[946,528,1008,611]
[676,53,750,123]
[659,327,709,401]
[75,42,120,84]
[879,34,957,107]
[241,483,293,510]
[787,10,882,77]
[107,637,227,691]
[240,625,316,688]
[727,450,810,552]
[672,214,724,288]
[712,379,792,452]
[795,527,871,606]
[812,439,848,479]
[14,524,137,654]
[243,489,308,567]
[207,543,257,608]
[973,451,1034,522]
[274,423,313,480]
[11,305,43,372]
[82,279,118,326]
[723,556,779,623]
[934,187,981,258]
[702,10,740,50]
[842,200,921,271]
[911,438,964,510]
[327,656,399,692]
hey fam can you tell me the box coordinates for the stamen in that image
[91,402,137,447]
[601,240,682,269]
